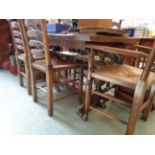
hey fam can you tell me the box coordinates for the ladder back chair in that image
[83,43,155,135]
[19,19,83,116]
[9,20,31,95]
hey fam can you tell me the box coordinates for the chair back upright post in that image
[141,42,155,81]
[18,20,30,61]
[18,20,29,58]
[40,19,52,65]
[41,19,54,116]
[19,19,35,74]
[18,19,32,94]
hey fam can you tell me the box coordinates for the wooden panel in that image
[48,33,139,46]
[79,19,112,28]
[139,38,155,48]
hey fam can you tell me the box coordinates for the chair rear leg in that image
[126,80,146,135]
[27,73,31,95]
[25,58,31,95]
[17,60,24,87]
[78,67,83,105]
[55,72,61,92]
[73,68,76,87]
[31,68,38,102]
[65,70,68,78]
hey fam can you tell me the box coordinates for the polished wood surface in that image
[78,19,112,28]
[48,32,139,46]
[139,38,155,48]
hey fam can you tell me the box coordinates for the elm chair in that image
[83,43,155,135]
[9,20,31,95]
[19,19,83,116]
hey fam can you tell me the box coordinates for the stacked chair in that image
[83,43,155,134]
[18,19,83,116]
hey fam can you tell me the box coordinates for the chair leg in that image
[54,72,60,92]
[31,68,38,102]
[17,60,24,87]
[126,80,147,135]
[83,77,92,121]
[27,75,31,95]
[78,67,83,105]
[114,85,119,98]
[142,84,155,121]
[57,72,61,92]
[65,70,68,78]
[83,50,94,121]
[73,68,76,87]
[25,58,31,95]
[46,66,53,116]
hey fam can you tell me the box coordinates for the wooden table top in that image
[48,32,140,45]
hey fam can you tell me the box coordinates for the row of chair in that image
[10,19,83,116]
[9,19,155,134]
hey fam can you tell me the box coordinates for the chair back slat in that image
[27,29,42,41]
[25,19,41,30]
[13,30,21,38]
[10,20,26,53]
[11,21,19,30]
[22,19,45,60]
[29,40,44,49]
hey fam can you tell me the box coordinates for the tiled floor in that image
[0,70,155,135]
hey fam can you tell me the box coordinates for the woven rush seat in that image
[93,64,155,89]
[32,57,81,72]
[17,53,25,61]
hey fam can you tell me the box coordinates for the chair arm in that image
[85,44,148,58]
[125,44,151,54]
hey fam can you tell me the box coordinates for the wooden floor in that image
[0,70,155,135]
